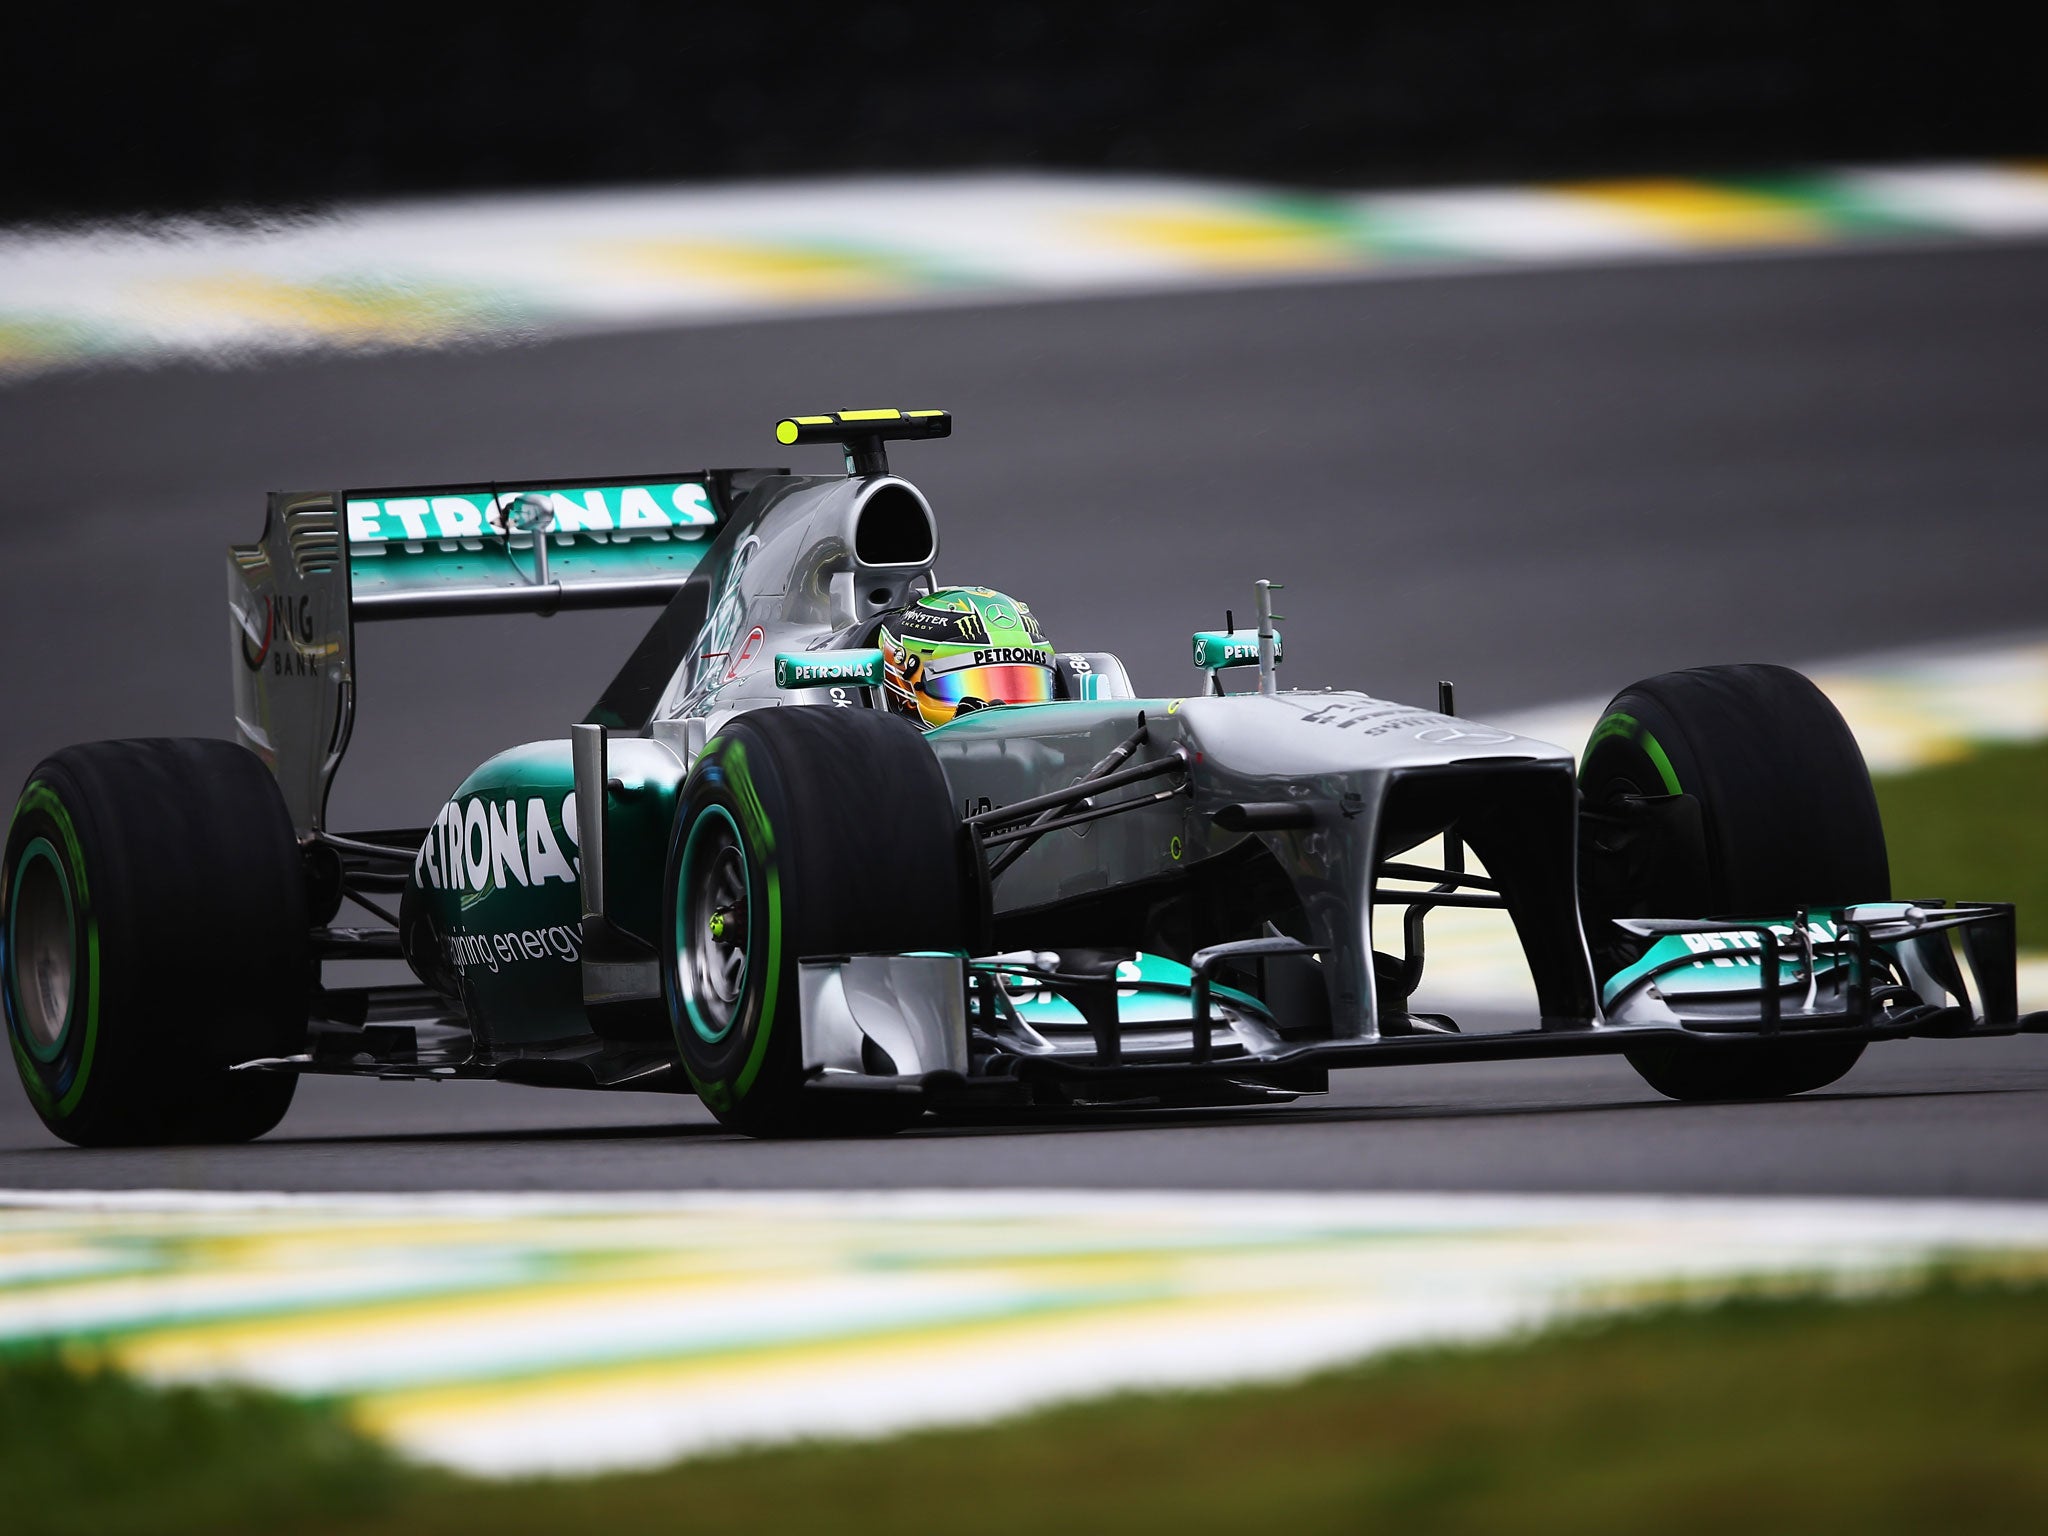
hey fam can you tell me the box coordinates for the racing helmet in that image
[879,588,1056,730]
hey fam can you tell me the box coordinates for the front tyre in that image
[663,707,981,1137]
[3,740,308,1146]
[1580,664,1884,1103]
[1624,1033,1873,1102]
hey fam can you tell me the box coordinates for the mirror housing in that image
[1191,630,1280,672]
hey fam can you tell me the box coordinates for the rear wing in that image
[345,474,723,618]
[228,470,760,830]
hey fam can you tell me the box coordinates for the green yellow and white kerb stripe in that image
[7,164,2048,378]
[2,1188,2045,1478]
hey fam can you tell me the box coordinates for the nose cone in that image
[1171,692,1572,779]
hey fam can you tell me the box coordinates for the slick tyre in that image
[3,739,308,1146]
[1581,664,1887,1102]
[662,707,981,1138]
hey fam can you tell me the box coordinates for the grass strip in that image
[10,1275,2048,1535]
[0,1352,409,1536]
[1874,738,2048,949]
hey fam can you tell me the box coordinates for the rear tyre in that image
[3,740,308,1146]
[663,707,981,1137]
[1579,664,1885,1103]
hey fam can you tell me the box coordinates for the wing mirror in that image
[1191,630,1278,671]
[1194,581,1284,695]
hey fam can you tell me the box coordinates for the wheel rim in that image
[676,805,751,1044]
[9,839,75,1060]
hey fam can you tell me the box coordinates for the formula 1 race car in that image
[5,410,2039,1143]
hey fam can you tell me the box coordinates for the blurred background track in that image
[9,165,2048,375]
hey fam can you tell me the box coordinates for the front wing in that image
[799,901,2044,1109]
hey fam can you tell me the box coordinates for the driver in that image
[879,587,1056,729]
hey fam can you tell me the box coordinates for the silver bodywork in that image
[228,492,354,830]
[800,955,972,1081]
[650,473,940,733]
[587,462,1596,1043]
[925,696,1591,1038]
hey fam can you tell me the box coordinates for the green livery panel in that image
[1191,630,1280,670]
[347,482,720,602]
[1601,913,1862,1009]
[403,739,686,1047]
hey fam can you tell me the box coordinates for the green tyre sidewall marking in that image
[4,782,101,1120]
[1638,729,1681,796]
[1582,711,1681,796]
[671,737,784,1115]
[724,741,782,1105]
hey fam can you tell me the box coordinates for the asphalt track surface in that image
[3,238,2046,1192]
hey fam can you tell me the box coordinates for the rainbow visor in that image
[917,662,1055,712]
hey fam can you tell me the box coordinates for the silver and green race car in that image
[4,410,2037,1143]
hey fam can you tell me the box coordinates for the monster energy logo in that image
[896,605,988,644]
